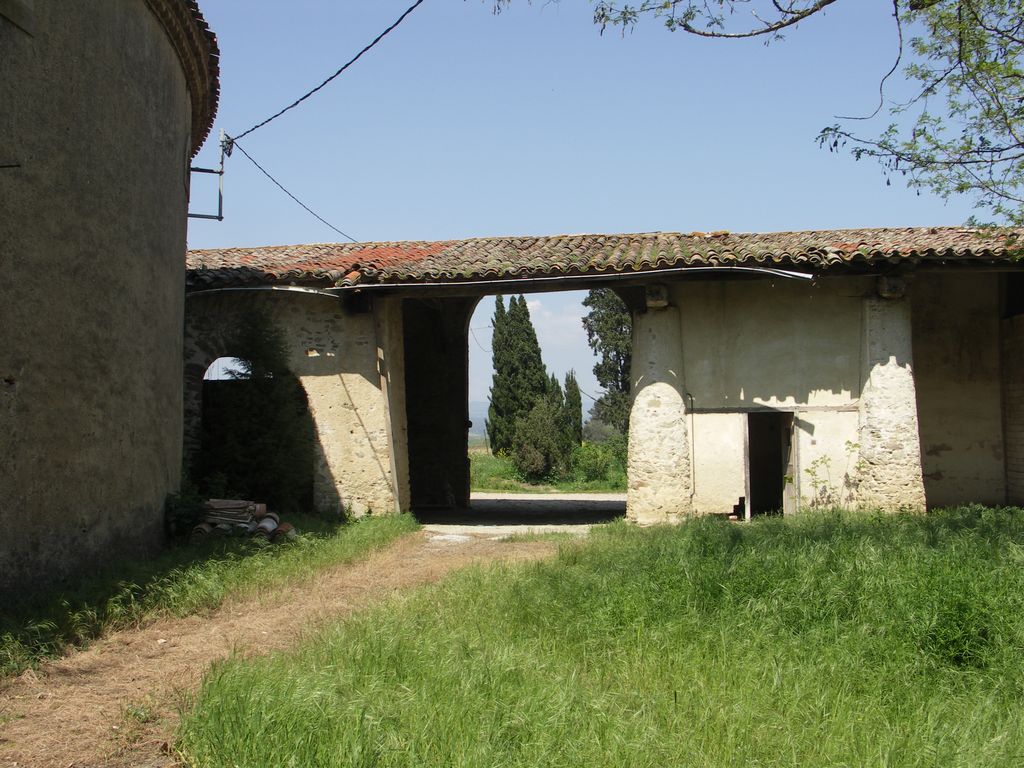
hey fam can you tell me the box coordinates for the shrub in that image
[571,441,612,482]
[511,400,572,482]
[570,435,627,485]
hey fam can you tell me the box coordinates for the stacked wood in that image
[190,500,296,543]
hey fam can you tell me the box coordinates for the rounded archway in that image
[194,355,315,513]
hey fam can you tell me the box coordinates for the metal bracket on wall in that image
[188,130,230,221]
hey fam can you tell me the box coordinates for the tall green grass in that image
[0,514,418,677]
[180,507,1024,767]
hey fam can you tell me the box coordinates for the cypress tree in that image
[508,295,548,400]
[564,369,583,445]
[487,295,549,455]
[487,296,512,453]
[546,372,564,412]
[582,288,633,435]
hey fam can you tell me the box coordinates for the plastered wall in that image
[627,276,930,520]
[913,273,1005,506]
[677,279,864,410]
[0,3,195,595]
[184,291,406,517]
[685,411,862,515]
[676,279,866,514]
[1004,313,1024,505]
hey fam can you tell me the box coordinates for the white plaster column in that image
[627,302,692,524]
[854,291,926,511]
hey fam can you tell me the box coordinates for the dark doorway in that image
[747,412,794,516]
[403,297,477,514]
[198,375,316,512]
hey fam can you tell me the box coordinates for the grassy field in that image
[179,506,1024,767]
[470,450,626,493]
[0,514,418,678]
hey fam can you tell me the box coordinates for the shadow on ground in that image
[416,494,626,527]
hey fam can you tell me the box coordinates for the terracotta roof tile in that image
[186,226,1023,290]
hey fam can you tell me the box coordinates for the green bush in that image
[570,437,627,485]
[571,441,612,482]
[511,400,572,482]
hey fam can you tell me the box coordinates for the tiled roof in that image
[186,226,1023,290]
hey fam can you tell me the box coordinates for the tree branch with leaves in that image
[491,0,1024,224]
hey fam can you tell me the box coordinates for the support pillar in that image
[402,298,475,512]
[374,297,411,514]
[627,291,692,524]
[854,283,926,511]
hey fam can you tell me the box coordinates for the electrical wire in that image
[233,0,427,141]
[469,327,492,354]
[230,139,358,243]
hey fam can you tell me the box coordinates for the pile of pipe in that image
[191,498,297,543]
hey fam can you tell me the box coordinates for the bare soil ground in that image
[0,529,561,768]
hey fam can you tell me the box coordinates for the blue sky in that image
[188,0,978,405]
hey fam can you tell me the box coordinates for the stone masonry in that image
[627,302,693,523]
[184,290,403,517]
[854,293,927,511]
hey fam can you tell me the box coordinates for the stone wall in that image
[627,303,691,524]
[0,2,213,595]
[184,291,404,517]
[625,277,934,521]
[913,273,1005,506]
[1002,313,1024,505]
[854,295,926,511]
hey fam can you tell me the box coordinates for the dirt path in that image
[0,530,560,768]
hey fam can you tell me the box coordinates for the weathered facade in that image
[186,228,1024,524]
[632,276,926,518]
[183,289,408,517]
[1,1,218,594]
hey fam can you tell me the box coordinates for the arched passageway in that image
[184,289,407,517]
[185,229,1024,523]
[197,359,316,512]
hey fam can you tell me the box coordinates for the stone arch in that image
[184,289,408,516]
